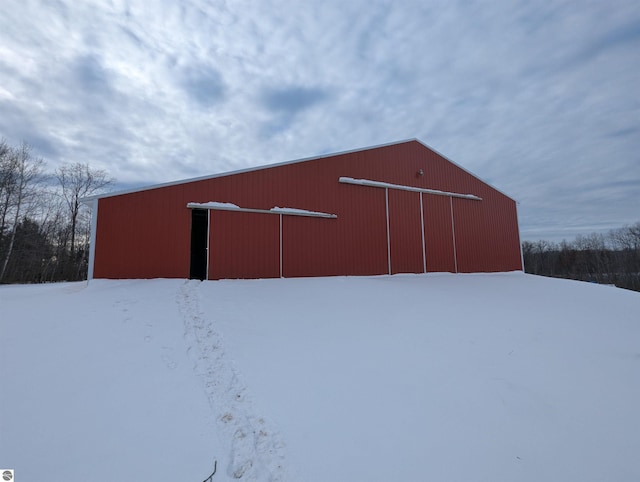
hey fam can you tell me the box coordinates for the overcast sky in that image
[1,0,638,241]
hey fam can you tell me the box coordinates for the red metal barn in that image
[84,139,523,280]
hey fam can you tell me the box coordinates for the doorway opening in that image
[189,209,208,280]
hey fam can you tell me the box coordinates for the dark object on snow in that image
[202,460,217,482]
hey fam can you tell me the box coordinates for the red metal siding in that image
[282,215,340,278]
[209,211,280,279]
[388,189,424,274]
[454,196,522,272]
[93,188,191,279]
[281,184,389,278]
[423,195,456,273]
[92,140,523,279]
[334,184,389,276]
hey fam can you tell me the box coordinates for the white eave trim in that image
[186,202,337,219]
[338,177,482,201]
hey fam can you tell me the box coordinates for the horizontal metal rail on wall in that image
[338,177,482,201]
[186,203,337,218]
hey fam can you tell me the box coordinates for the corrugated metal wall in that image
[423,195,456,273]
[388,189,423,274]
[93,140,522,279]
[210,211,280,279]
[93,188,191,279]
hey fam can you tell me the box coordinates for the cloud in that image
[261,86,328,115]
[74,55,112,93]
[179,64,226,108]
[0,0,638,240]
[259,85,331,136]
[66,54,120,118]
[589,20,640,53]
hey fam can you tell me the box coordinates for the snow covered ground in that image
[1,273,639,481]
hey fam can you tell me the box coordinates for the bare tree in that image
[55,162,112,257]
[0,139,19,237]
[610,222,640,252]
[0,142,45,281]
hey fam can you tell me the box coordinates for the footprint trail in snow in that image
[178,280,290,481]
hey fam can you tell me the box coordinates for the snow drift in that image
[1,273,639,481]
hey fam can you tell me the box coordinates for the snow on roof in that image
[186,202,337,219]
[187,201,241,209]
[269,206,336,217]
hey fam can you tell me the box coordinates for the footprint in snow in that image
[161,347,178,369]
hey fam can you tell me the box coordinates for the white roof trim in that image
[186,202,337,219]
[81,139,418,202]
[339,177,482,201]
[81,138,515,202]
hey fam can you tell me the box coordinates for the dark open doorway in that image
[190,209,208,280]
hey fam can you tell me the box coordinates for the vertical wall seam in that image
[385,187,391,275]
[450,196,458,273]
[206,209,211,280]
[420,192,426,273]
[279,213,283,278]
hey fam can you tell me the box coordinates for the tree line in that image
[0,139,112,283]
[522,223,640,292]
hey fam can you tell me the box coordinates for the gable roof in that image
[82,139,516,202]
